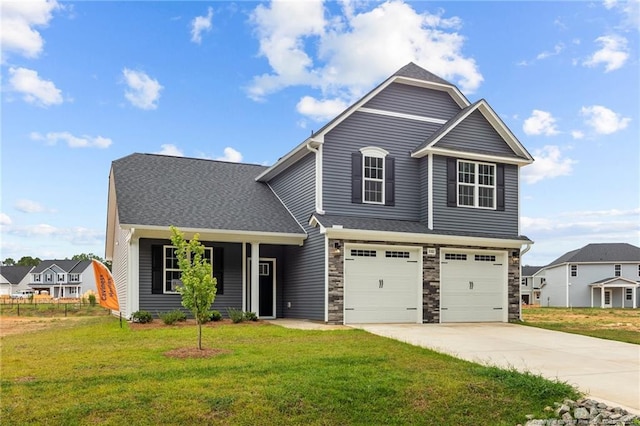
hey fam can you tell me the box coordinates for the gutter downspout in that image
[518,243,532,320]
[306,143,325,215]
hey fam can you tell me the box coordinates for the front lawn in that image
[1,317,578,425]
[521,306,640,344]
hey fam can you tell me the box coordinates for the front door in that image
[604,290,612,308]
[258,260,275,318]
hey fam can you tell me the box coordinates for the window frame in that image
[457,159,496,209]
[69,273,80,283]
[570,265,577,277]
[614,264,621,277]
[163,245,213,294]
[626,288,633,301]
[360,147,388,205]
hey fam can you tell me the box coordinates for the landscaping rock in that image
[524,398,639,425]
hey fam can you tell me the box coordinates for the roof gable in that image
[411,99,533,164]
[256,62,469,182]
[32,260,90,274]
[0,266,33,284]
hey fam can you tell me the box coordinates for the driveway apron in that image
[352,323,640,413]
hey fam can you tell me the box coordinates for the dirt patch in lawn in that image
[0,316,91,338]
[522,307,640,333]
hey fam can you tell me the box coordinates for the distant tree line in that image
[1,253,111,270]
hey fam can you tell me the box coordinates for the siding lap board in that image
[323,112,441,220]
[362,83,461,120]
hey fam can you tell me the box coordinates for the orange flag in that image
[92,259,119,310]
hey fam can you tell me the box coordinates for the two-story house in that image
[29,260,97,298]
[0,266,33,296]
[521,265,545,305]
[105,63,534,324]
[538,243,640,308]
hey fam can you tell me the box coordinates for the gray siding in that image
[323,111,441,220]
[432,155,519,235]
[269,153,325,320]
[436,110,519,158]
[138,238,243,314]
[419,157,429,223]
[362,82,461,120]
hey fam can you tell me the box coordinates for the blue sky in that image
[1,0,638,266]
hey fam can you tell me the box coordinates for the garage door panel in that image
[344,246,420,324]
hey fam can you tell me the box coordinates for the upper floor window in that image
[57,273,65,282]
[45,273,53,282]
[458,160,495,208]
[69,274,80,282]
[33,274,41,282]
[614,264,621,277]
[570,265,577,277]
[521,278,527,286]
[447,158,504,211]
[351,147,395,206]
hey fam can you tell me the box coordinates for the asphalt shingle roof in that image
[0,266,33,284]
[112,154,305,235]
[393,62,454,86]
[546,243,640,267]
[313,214,531,241]
[32,260,92,274]
[522,266,544,276]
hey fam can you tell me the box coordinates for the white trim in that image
[324,235,329,323]
[241,243,246,312]
[250,244,260,315]
[305,143,325,214]
[456,159,497,210]
[360,148,387,205]
[427,153,433,230]
[316,223,530,249]
[414,146,532,166]
[161,245,213,294]
[129,233,140,316]
[119,224,306,246]
[266,182,308,234]
[358,107,447,125]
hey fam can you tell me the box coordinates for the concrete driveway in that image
[352,323,640,414]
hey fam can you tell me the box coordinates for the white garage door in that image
[344,246,421,324]
[440,251,506,322]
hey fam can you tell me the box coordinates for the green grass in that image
[0,302,111,317]
[1,317,579,425]
[522,307,640,344]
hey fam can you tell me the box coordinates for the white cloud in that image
[122,68,163,110]
[604,0,640,31]
[5,223,103,245]
[0,213,12,226]
[215,147,243,162]
[30,131,112,148]
[580,105,630,134]
[296,96,349,122]
[570,130,584,139]
[521,145,576,184]
[8,67,63,107]
[536,43,565,60]
[0,0,60,59]
[156,144,184,157]
[190,7,213,44]
[248,0,483,119]
[15,199,52,214]
[583,35,629,72]
[523,110,559,136]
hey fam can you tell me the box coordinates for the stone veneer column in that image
[327,239,344,324]
[422,246,440,323]
[507,250,521,321]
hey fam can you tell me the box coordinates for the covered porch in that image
[589,277,638,309]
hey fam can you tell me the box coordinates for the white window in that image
[626,288,633,301]
[57,274,66,282]
[360,147,388,204]
[45,273,53,282]
[457,160,496,209]
[33,274,41,282]
[444,253,467,261]
[614,264,621,277]
[521,278,527,287]
[163,245,213,293]
[69,274,80,282]
[570,265,577,277]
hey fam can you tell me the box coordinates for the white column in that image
[590,287,593,308]
[633,286,637,309]
[250,243,260,315]
[600,286,604,308]
[241,243,247,312]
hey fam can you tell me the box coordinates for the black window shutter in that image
[213,247,224,295]
[447,158,457,207]
[351,152,362,203]
[151,245,163,294]
[385,156,395,206]
[496,164,505,211]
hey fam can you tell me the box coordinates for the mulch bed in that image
[128,318,267,330]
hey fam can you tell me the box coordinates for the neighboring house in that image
[29,260,97,298]
[538,243,640,308]
[106,62,535,324]
[521,265,545,305]
[0,266,33,296]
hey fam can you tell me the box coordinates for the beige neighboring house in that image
[28,260,97,298]
[0,266,34,296]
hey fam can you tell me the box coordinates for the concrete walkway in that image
[351,323,640,414]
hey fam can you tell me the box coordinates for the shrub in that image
[227,307,244,323]
[88,294,96,307]
[131,310,153,323]
[243,311,258,322]
[209,310,222,322]
[160,309,187,325]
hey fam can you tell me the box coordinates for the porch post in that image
[590,287,593,308]
[250,243,260,315]
[600,286,604,308]
[634,286,637,309]
[241,243,247,312]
